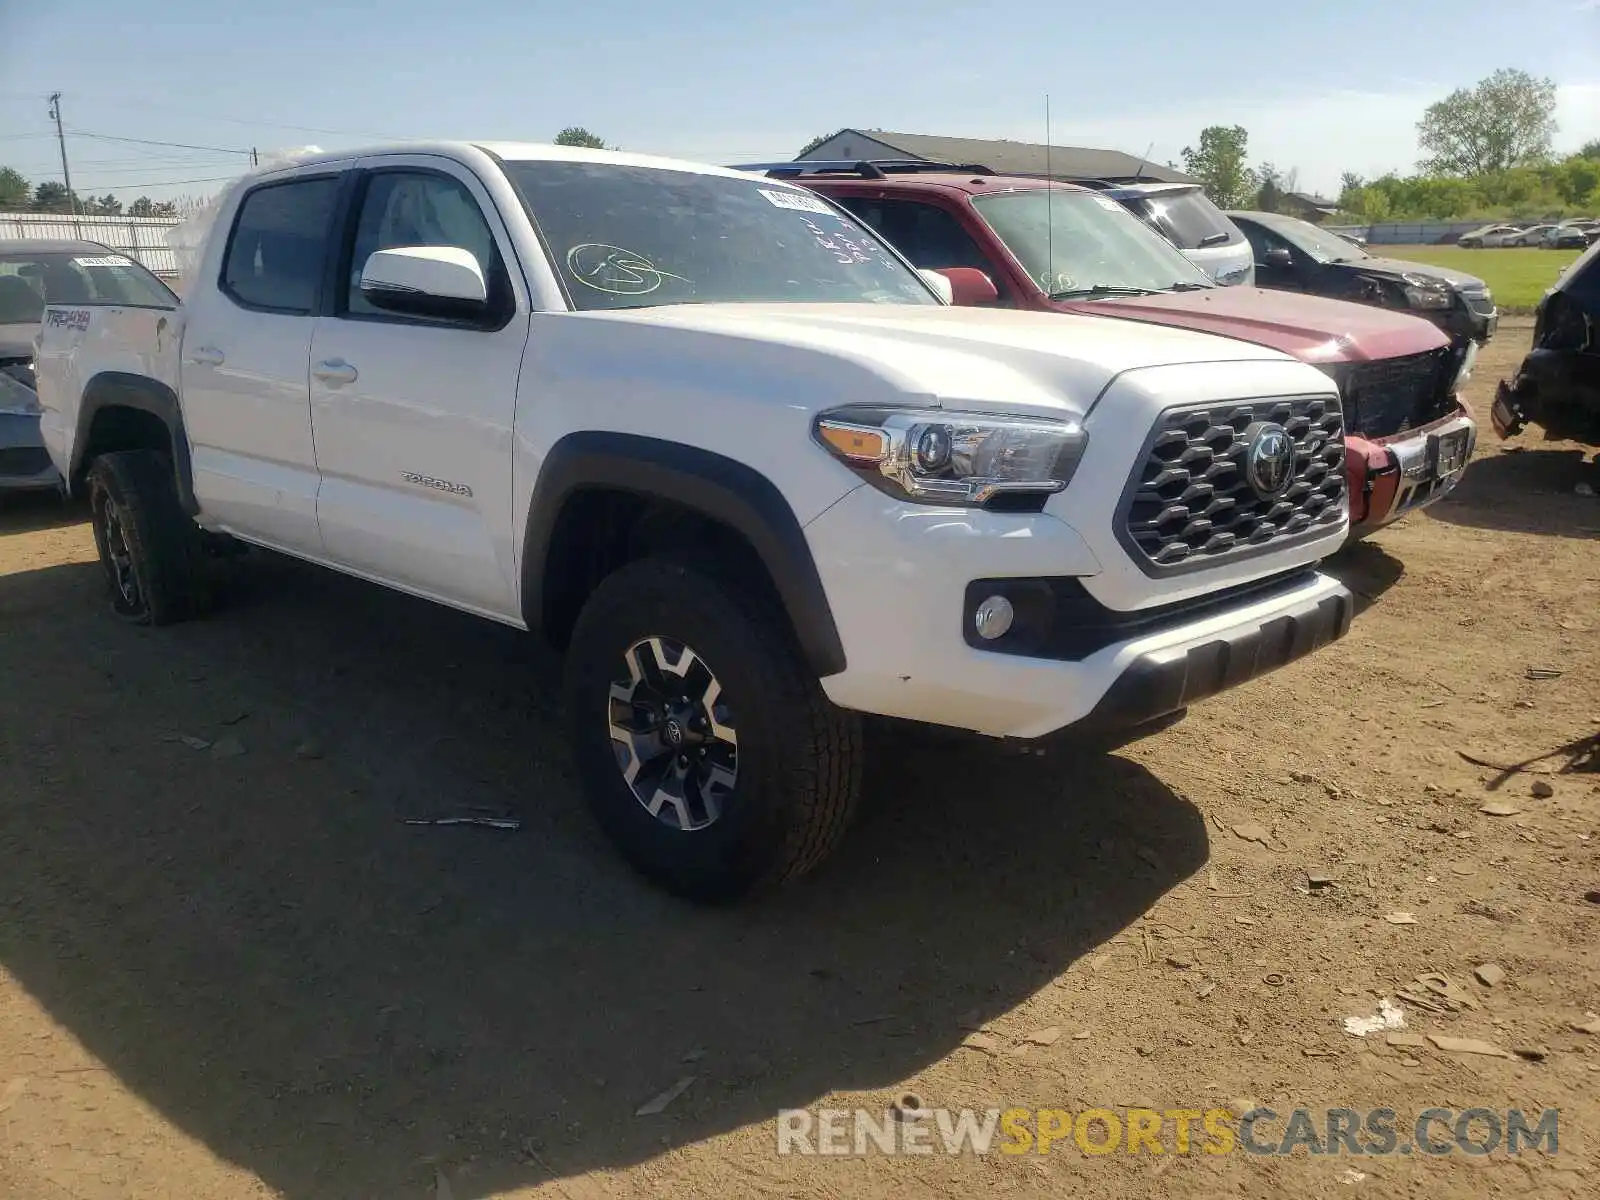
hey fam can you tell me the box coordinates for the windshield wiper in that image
[1050,284,1159,300]
[1169,281,1212,291]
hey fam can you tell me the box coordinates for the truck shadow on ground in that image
[0,489,82,535]
[1427,446,1600,539]
[1322,538,1405,617]
[0,551,1209,1199]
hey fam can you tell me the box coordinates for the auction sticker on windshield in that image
[759,188,834,215]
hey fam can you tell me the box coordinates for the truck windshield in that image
[500,161,938,310]
[0,251,176,319]
[970,189,1214,299]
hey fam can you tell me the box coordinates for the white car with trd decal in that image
[34,142,1355,900]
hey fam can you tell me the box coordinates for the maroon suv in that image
[745,161,1477,536]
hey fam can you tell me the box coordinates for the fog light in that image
[973,594,1014,640]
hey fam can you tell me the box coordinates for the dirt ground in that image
[1,321,1597,1200]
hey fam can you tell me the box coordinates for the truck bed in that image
[35,303,183,485]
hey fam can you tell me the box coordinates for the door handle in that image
[313,359,358,386]
[186,346,224,367]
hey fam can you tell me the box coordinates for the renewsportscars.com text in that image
[776,1106,1560,1157]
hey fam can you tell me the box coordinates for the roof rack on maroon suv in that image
[732,159,997,180]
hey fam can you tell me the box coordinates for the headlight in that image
[1401,274,1453,310]
[814,406,1087,507]
[1449,339,1479,392]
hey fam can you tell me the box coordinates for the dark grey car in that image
[1227,211,1498,347]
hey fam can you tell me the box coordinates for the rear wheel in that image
[87,450,210,625]
[563,556,861,902]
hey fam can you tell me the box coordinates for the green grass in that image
[1378,245,1582,310]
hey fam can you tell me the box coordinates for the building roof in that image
[1286,192,1340,212]
[801,130,1193,184]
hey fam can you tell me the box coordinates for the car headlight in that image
[814,406,1087,507]
[1401,274,1453,310]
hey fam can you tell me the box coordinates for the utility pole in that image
[48,92,76,215]
[251,147,259,167]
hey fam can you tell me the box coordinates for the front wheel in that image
[563,556,862,902]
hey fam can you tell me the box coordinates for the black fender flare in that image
[521,431,847,678]
[71,371,198,513]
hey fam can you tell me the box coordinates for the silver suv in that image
[1094,182,1254,286]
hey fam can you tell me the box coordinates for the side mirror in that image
[1262,247,1294,270]
[933,266,1000,306]
[360,246,488,319]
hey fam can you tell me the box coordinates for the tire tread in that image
[88,450,209,625]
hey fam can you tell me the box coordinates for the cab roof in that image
[756,171,1081,198]
[251,140,777,185]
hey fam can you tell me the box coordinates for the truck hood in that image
[1334,256,1488,292]
[583,302,1295,418]
[1067,286,1450,365]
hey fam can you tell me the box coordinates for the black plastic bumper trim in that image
[962,568,1320,662]
[1074,585,1354,732]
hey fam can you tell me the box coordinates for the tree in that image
[0,166,29,209]
[1256,162,1284,212]
[553,127,607,149]
[128,196,156,217]
[1581,139,1600,160]
[1180,125,1257,208]
[89,193,122,216]
[797,130,842,158]
[150,199,178,217]
[1417,68,1558,176]
[31,181,77,213]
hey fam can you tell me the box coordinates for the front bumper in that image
[0,412,63,492]
[1075,580,1352,732]
[806,484,1354,740]
[1433,300,1496,345]
[1346,406,1477,533]
[1493,350,1600,442]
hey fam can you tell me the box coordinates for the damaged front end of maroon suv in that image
[1493,240,1600,446]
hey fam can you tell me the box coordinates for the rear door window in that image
[221,177,341,313]
[832,196,1011,297]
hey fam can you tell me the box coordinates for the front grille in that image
[1463,292,1495,316]
[0,446,53,477]
[1343,349,1454,439]
[1118,397,1345,575]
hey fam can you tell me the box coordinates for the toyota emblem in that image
[1245,422,1295,499]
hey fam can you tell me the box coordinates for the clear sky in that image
[2,0,1597,204]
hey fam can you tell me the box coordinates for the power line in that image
[69,173,238,190]
[65,128,253,156]
[6,155,244,170]
[24,91,397,140]
[35,160,244,177]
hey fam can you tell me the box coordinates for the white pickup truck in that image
[35,142,1355,899]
